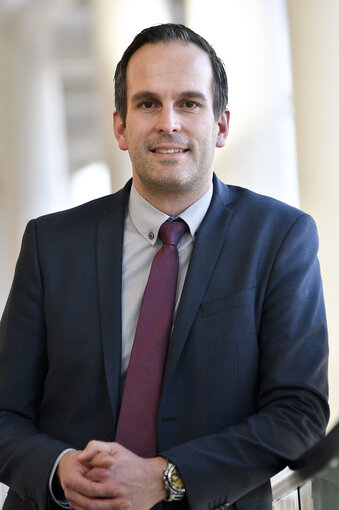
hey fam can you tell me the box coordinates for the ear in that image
[113,111,128,151]
[216,110,230,148]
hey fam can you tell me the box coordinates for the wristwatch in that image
[163,461,186,502]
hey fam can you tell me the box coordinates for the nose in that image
[155,104,181,133]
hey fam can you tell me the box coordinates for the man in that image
[0,23,329,510]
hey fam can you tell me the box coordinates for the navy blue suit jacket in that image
[0,175,329,510]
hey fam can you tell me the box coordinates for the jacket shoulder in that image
[225,183,312,224]
[33,181,131,232]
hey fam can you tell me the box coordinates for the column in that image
[288,0,339,428]
[0,15,70,309]
[92,0,173,191]
[186,0,299,206]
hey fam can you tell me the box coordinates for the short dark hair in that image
[114,23,228,125]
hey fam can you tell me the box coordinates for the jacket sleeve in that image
[0,220,72,509]
[160,213,329,510]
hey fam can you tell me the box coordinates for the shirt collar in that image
[128,182,213,246]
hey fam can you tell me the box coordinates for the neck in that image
[134,186,210,216]
[133,176,213,216]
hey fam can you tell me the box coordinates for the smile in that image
[151,148,188,154]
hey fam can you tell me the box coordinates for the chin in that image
[151,174,194,192]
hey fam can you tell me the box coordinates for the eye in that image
[139,100,156,109]
[183,100,198,108]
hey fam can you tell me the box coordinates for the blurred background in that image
[0,0,338,502]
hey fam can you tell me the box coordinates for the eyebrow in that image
[130,90,208,104]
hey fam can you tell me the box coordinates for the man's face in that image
[114,41,229,203]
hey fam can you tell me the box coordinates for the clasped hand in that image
[57,441,167,510]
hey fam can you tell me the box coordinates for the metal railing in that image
[272,423,339,509]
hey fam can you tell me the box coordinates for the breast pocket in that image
[201,288,256,317]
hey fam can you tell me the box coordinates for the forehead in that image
[125,41,213,98]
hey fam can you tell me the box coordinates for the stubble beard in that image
[130,140,215,197]
[136,161,199,195]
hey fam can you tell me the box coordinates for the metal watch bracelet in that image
[163,462,186,502]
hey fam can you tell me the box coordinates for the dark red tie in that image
[115,220,187,457]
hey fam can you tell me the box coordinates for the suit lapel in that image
[96,182,131,428]
[163,177,234,388]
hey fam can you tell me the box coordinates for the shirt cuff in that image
[49,448,75,509]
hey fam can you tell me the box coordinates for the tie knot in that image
[159,220,187,246]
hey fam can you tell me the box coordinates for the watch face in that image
[169,466,185,492]
[164,463,186,502]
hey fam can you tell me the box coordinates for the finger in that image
[84,466,116,483]
[79,440,118,462]
[66,489,131,510]
[81,451,115,469]
[78,440,106,462]
[64,472,123,500]
[85,467,110,483]
[85,467,108,483]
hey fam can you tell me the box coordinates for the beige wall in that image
[288,0,339,429]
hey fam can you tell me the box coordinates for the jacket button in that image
[23,496,38,509]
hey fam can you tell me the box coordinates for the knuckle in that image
[87,439,100,448]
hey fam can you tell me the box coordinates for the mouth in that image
[150,148,188,154]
